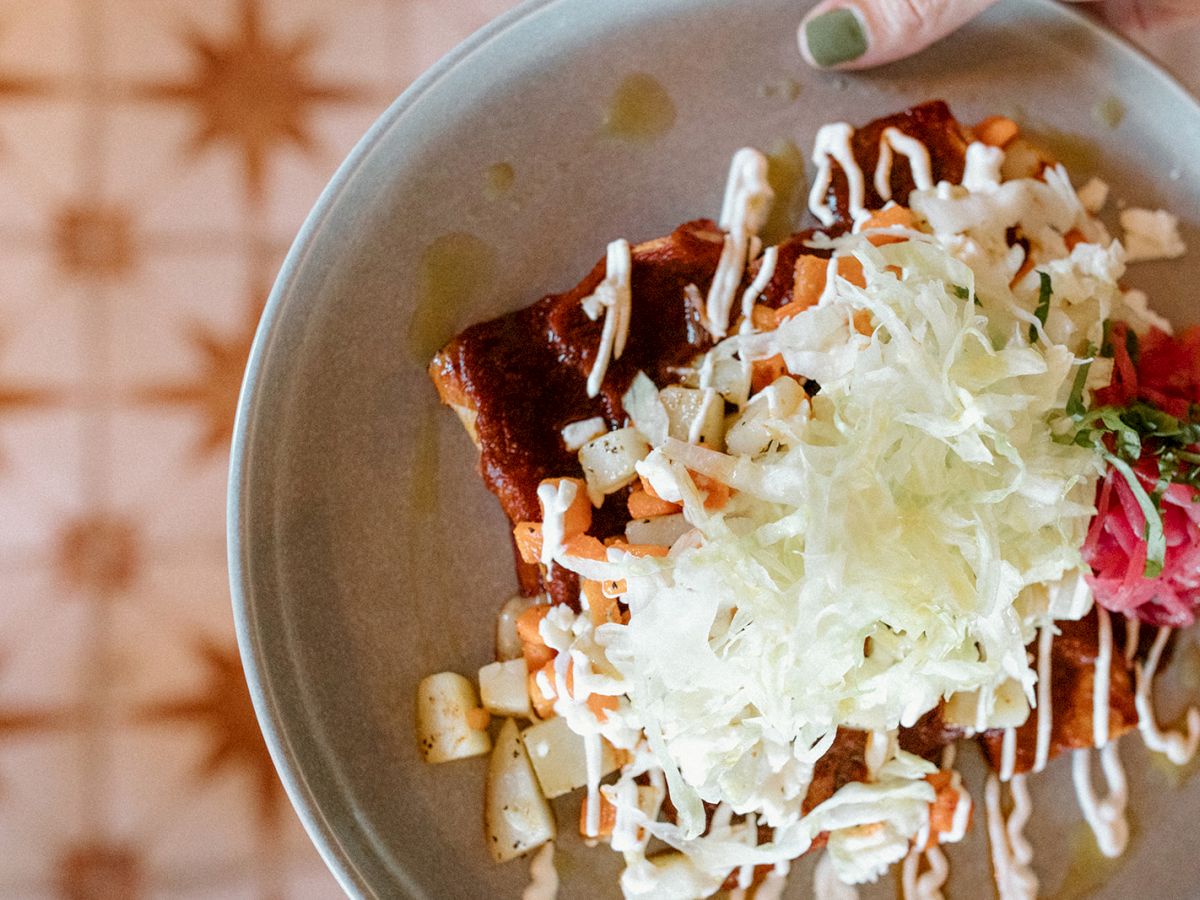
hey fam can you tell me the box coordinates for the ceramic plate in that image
[229,0,1200,896]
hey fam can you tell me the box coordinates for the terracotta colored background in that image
[0,1,1194,898]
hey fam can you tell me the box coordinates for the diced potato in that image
[658,386,725,448]
[944,678,1031,730]
[497,595,539,662]
[521,716,618,799]
[485,719,556,862]
[725,376,807,457]
[579,428,650,505]
[625,513,691,548]
[479,659,534,718]
[415,672,492,763]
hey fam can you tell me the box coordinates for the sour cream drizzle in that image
[1071,742,1129,857]
[809,123,935,226]
[985,773,1038,900]
[706,148,772,338]
[903,747,964,900]
[1123,614,1140,666]
[999,726,1017,782]
[873,127,934,201]
[537,479,579,566]
[1034,625,1054,773]
[522,842,558,900]
[1136,625,1200,765]
[808,123,864,227]
[813,852,858,900]
[583,238,633,397]
[1093,606,1113,747]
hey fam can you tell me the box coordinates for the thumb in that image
[799,0,1000,70]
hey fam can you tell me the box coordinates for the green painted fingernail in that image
[804,8,868,68]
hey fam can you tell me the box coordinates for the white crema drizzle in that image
[808,122,934,227]
[1072,604,1129,858]
[902,747,966,900]
[874,127,934,201]
[985,773,1038,900]
[807,123,864,227]
[705,148,773,338]
[1135,625,1200,765]
[1034,625,1054,773]
[813,852,859,900]
[522,842,559,900]
[582,238,633,397]
[1071,743,1129,858]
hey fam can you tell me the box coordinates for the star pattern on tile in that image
[56,514,140,595]
[0,332,58,467]
[135,0,365,202]
[55,840,144,900]
[53,202,137,281]
[139,639,283,827]
[135,294,262,460]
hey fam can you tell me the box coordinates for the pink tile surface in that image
[0,0,519,895]
[0,1,1194,897]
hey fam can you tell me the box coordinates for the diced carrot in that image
[466,707,491,731]
[1009,253,1036,289]
[539,477,592,538]
[924,770,968,845]
[864,205,917,246]
[789,255,828,314]
[751,303,777,332]
[751,354,788,393]
[838,256,866,288]
[852,309,874,336]
[603,578,627,597]
[516,605,553,646]
[587,693,619,723]
[528,664,557,718]
[607,540,670,558]
[583,580,619,627]
[513,522,543,564]
[1064,227,1086,251]
[691,472,731,511]
[639,474,665,501]
[974,115,1020,148]
[523,642,554,672]
[563,533,606,561]
[628,487,680,518]
[579,791,618,838]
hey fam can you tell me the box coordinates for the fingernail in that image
[803,7,868,68]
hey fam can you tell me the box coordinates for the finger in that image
[1093,0,1200,29]
[799,0,1000,70]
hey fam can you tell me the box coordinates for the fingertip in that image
[798,2,870,69]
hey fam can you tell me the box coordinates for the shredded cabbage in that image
[597,235,1103,832]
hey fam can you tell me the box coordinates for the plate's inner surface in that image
[235,0,1200,896]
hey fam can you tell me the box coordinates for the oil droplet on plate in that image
[1024,126,1100,178]
[762,138,808,245]
[410,232,497,362]
[1044,820,1133,900]
[603,73,676,142]
[485,162,515,200]
[1093,95,1126,129]
[757,78,802,102]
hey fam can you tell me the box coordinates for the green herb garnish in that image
[1029,271,1052,343]
[1059,397,1200,576]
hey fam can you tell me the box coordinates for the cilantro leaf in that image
[1029,271,1052,343]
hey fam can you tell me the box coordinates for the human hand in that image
[798,0,1200,70]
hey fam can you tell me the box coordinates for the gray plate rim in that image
[226,2,1200,898]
